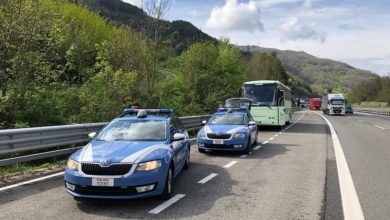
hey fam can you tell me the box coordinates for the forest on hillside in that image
[0,0,289,129]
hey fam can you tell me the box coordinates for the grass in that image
[0,158,67,177]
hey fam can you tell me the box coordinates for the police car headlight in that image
[136,160,161,172]
[67,159,78,171]
[233,133,246,139]
[197,129,206,138]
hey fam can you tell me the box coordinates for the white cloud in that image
[121,0,143,7]
[256,0,304,8]
[280,0,327,43]
[206,0,264,33]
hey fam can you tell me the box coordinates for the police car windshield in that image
[208,114,245,125]
[96,120,166,141]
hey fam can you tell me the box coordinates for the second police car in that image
[197,98,258,154]
[64,109,190,200]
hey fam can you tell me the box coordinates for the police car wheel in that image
[242,137,251,154]
[73,197,87,203]
[198,148,206,153]
[160,166,173,199]
[183,147,190,169]
[253,131,258,145]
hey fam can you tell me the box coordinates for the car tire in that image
[183,147,190,169]
[160,165,173,200]
[242,137,251,154]
[253,131,258,145]
[73,197,87,203]
[198,148,206,153]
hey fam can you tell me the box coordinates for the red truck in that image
[310,98,322,110]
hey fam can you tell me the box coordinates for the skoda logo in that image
[100,159,109,165]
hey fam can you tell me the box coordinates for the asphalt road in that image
[324,112,390,220]
[0,111,350,219]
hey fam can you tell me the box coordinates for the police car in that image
[64,109,190,200]
[197,98,258,154]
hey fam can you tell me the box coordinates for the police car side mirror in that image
[249,121,257,126]
[88,132,97,139]
[172,133,185,141]
[202,120,207,125]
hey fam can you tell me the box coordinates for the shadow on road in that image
[75,162,235,219]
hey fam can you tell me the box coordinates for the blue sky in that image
[123,0,390,76]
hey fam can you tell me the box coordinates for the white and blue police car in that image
[64,109,190,200]
[196,98,258,154]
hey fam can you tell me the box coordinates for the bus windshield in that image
[242,84,276,106]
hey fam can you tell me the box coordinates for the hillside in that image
[242,46,377,95]
[74,0,217,54]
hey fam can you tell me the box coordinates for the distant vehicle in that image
[239,80,292,126]
[197,98,258,154]
[310,98,322,110]
[345,104,353,114]
[322,94,345,115]
[64,108,190,200]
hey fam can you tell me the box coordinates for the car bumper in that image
[196,137,247,151]
[64,167,167,199]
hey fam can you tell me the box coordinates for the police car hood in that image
[78,140,169,164]
[205,125,247,134]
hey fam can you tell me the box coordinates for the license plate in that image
[213,139,224,145]
[92,177,114,187]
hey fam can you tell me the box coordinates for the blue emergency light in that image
[123,108,173,114]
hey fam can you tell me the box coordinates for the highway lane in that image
[324,112,390,220]
[0,111,334,219]
[352,112,390,130]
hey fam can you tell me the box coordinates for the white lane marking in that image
[278,132,282,134]
[240,154,248,158]
[223,161,238,168]
[274,134,279,137]
[269,137,274,140]
[358,120,365,123]
[262,141,269,145]
[253,145,262,150]
[148,194,186,214]
[316,112,365,220]
[197,173,218,184]
[0,172,64,192]
[374,125,386,130]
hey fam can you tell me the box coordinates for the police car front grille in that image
[207,133,231,139]
[81,163,132,176]
[74,185,138,196]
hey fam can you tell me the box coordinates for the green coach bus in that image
[239,80,292,127]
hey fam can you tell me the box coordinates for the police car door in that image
[171,118,186,173]
[247,113,257,145]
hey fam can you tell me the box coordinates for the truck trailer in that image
[322,94,345,115]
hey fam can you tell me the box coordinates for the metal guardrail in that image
[354,108,390,116]
[0,115,210,166]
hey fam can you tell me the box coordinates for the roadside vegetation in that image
[347,76,390,105]
[0,0,289,129]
